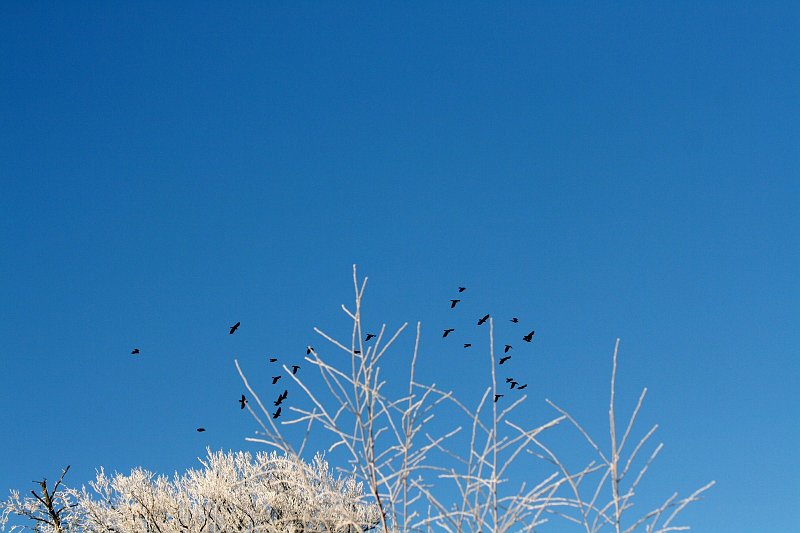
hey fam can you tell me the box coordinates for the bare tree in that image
[236,266,714,532]
[0,466,78,533]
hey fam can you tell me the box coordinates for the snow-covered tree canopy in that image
[1,449,382,533]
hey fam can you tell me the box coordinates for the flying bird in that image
[477,314,490,325]
[458,286,466,292]
[450,299,461,309]
[130,348,140,355]
[365,333,376,341]
[271,375,282,385]
[229,322,240,334]
[274,390,288,406]
[291,365,300,375]
[354,349,361,354]
[517,384,528,390]
[443,328,455,337]
[494,394,504,402]
[510,317,519,323]
[504,344,512,353]
[505,377,514,383]
[269,357,278,363]
[523,330,535,342]
[239,395,247,409]
[509,381,519,389]
[272,407,282,419]
[499,356,511,365]
[196,427,206,432]
[463,343,472,348]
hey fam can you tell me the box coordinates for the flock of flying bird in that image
[128,286,536,432]
[228,321,306,425]
[129,319,308,432]
[444,286,536,403]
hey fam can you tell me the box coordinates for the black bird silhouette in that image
[354,349,361,354]
[269,357,278,363]
[274,394,286,406]
[279,389,288,400]
[477,314,490,325]
[504,344,512,353]
[443,328,455,337]
[517,384,528,390]
[463,343,472,348]
[307,346,313,355]
[272,407,282,419]
[271,375,281,385]
[239,395,247,409]
[130,348,140,355]
[365,333,376,341]
[450,299,461,309]
[523,330,535,342]
[505,377,514,383]
[458,286,466,292]
[494,394,504,402]
[291,365,300,375]
[510,317,519,323]
[509,381,519,389]
[499,356,511,365]
[229,322,240,334]
[196,427,206,432]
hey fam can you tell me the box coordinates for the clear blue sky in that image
[1,2,797,531]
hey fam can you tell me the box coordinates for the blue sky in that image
[1,2,797,531]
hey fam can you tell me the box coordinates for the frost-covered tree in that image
[5,268,713,533]
[235,267,714,532]
[1,450,381,532]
